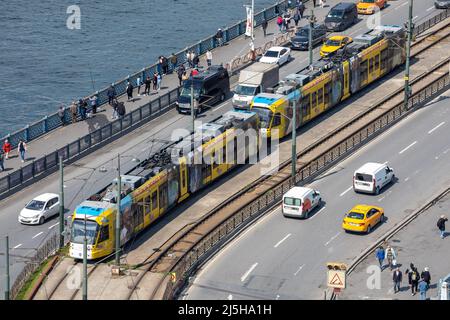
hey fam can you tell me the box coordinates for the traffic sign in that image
[327,270,346,289]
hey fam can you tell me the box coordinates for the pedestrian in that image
[250,41,256,61]
[156,72,162,91]
[319,0,325,8]
[78,99,87,120]
[187,50,193,68]
[90,94,98,114]
[437,215,448,239]
[418,278,428,300]
[153,72,158,91]
[293,12,300,28]
[170,53,178,73]
[136,76,142,96]
[392,268,402,294]
[177,64,185,86]
[215,28,224,47]
[406,264,420,296]
[2,139,11,160]
[385,245,397,270]
[206,50,212,67]
[0,151,4,172]
[193,54,200,69]
[421,267,431,287]
[70,101,78,123]
[298,1,305,19]
[126,81,134,101]
[111,99,119,120]
[107,84,116,105]
[182,71,189,83]
[262,20,268,37]
[157,56,163,75]
[144,76,151,96]
[58,105,65,125]
[17,139,27,163]
[162,56,169,75]
[313,0,317,7]
[277,15,283,33]
[375,246,385,270]
[117,101,126,118]
[191,68,199,77]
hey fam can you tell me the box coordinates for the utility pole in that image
[291,100,297,178]
[4,236,10,300]
[404,0,413,111]
[115,154,121,266]
[59,156,65,249]
[309,9,316,67]
[190,81,195,133]
[82,216,87,300]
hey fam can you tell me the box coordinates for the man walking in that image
[385,245,396,270]
[177,64,185,86]
[313,0,317,7]
[58,105,65,126]
[126,81,134,101]
[262,20,268,37]
[144,76,151,96]
[136,76,142,96]
[17,139,27,163]
[375,246,385,270]
[2,139,11,160]
[215,28,224,47]
[437,215,448,239]
[407,263,420,296]
[392,268,402,294]
[107,84,116,105]
[421,267,431,287]
[206,50,212,67]
[193,54,200,69]
[418,278,428,300]
[90,94,98,114]
[78,99,87,120]
[70,101,78,123]
[170,53,178,73]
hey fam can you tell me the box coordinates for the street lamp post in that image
[291,100,297,178]
[190,81,195,133]
[309,9,316,67]
[82,215,87,300]
[4,236,10,300]
[115,154,121,266]
[404,0,413,111]
[59,156,65,249]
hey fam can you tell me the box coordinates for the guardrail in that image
[161,65,450,300]
[1,0,298,149]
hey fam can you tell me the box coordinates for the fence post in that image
[43,116,48,133]
[25,125,30,142]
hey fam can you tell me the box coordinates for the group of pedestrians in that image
[67,95,99,124]
[0,139,28,171]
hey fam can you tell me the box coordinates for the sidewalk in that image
[340,190,450,300]
[0,11,290,179]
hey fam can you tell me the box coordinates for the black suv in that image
[325,2,358,32]
[290,24,327,50]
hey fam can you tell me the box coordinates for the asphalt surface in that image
[0,0,442,297]
[183,90,450,300]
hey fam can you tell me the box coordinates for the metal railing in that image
[10,233,60,299]
[1,0,297,149]
[162,67,450,300]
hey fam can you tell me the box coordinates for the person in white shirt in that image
[206,50,212,66]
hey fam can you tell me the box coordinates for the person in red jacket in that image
[2,139,11,159]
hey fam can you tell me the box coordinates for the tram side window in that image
[272,113,281,127]
[151,191,157,211]
[317,88,324,106]
[302,94,310,117]
[369,58,374,74]
[202,157,212,180]
[212,150,219,169]
[374,54,380,71]
[98,225,109,243]
[181,170,186,189]
[360,60,368,83]
[380,49,389,70]
[145,196,151,214]
[324,82,331,105]
[222,146,226,165]
[159,183,168,209]
[311,91,317,109]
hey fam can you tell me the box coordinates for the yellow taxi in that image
[357,0,387,15]
[342,204,385,234]
[320,36,352,57]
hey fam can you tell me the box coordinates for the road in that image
[0,0,442,296]
[183,89,450,300]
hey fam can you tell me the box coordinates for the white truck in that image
[232,62,279,109]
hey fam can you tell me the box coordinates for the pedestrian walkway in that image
[340,189,450,300]
[0,6,297,179]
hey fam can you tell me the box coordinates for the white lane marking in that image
[294,264,305,276]
[324,232,341,247]
[63,185,67,188]
[227,294,233,300]
[13,244,23,249]
[435,155,439,160]
[383,161,389,165]
[274,233,291,248]
[404,177,410,182]
[426,6,434,12]
[444,148,450,154]
[276,295,280,300]
[378,196,385,202]
[399,141,417,154]
[241,263,258,282]
[49,222,59,230]
[32,232,43,239]
[412,16,418,21]
[428,122,445,134]
[310,206,326,220]
[339,186,353,197]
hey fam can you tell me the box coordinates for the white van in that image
[353,162,395,195]
[282,187,322,219]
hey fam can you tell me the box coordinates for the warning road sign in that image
[327,270,346,289]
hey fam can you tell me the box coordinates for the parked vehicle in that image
[435,0,450,9]
[176,65,230,115]
[353,162,395,195]
[290,24,327,50]
[19,193,60,225]
[357,0,386,15]
[320,35,353,57]
[259,46,291,66]
[282,187,322,219]
[342,204,384,234]
[232,62,279,109]
[325,2,358,31]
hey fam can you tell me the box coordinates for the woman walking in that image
[18,139,27,163]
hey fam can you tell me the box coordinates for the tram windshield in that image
[71,219,98,245]
[252,107,273,128]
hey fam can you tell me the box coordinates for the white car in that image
[19,193,60,225]
[259,46,291,66]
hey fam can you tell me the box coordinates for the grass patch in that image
[15,256,53,300]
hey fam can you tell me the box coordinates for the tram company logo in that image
[66,5,81,30]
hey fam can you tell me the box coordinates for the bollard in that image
[43,115,48,133]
